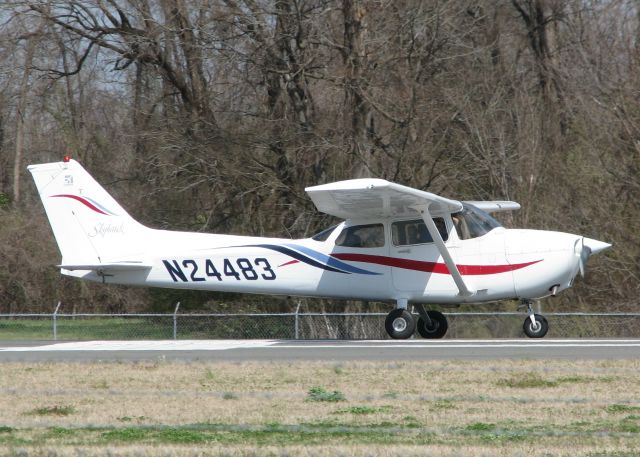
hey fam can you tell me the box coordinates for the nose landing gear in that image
[521,300,549,338]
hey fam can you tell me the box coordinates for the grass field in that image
[3,314,639,340]
[0,318,171,340]
[0,359,639,456]
[0,316,295,340]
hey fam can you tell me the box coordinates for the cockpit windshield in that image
[452,203,502,240]
[311,224,338,242]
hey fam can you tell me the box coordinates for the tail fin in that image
[28,159,149,270]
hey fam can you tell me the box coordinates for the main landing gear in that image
[521,300,549,338]
[384,300,550,339]
[385,302,448,339]
[385,308,416,339]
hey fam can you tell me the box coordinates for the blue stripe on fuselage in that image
[282,244,380,275]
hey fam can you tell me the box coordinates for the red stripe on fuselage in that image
[279,260,300,268]
[331,253,541,275]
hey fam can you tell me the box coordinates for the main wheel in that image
[416,310,448,339]
[385,309,416,339]
[523,314,548,338]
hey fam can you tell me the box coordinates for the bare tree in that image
[12,16,47,206]
[0,0,637,312]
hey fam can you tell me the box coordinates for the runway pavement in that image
[0,339,639,361]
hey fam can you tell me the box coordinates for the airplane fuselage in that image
[67,221,582,305]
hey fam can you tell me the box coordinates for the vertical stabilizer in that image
[28,159,148,268]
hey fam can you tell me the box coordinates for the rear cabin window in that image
[391,218,448,246]
[335,224,385,248]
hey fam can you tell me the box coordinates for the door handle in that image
[397,249,411,254]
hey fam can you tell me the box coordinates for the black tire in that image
[385,309,416,339]
[523,314,548,338]
[416,310,448,339]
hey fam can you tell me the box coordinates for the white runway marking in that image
[1,339,639,352]
[280,343,640,348]
[0,340,278,352]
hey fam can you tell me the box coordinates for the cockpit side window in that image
[391,218,448,246]
[335,224,385,248]
[452,204,502,240]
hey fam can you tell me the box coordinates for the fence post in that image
[295,302,301,340]
[53,301,61,341]
[173,302,181,340]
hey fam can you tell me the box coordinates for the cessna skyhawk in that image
[29,157,610,339]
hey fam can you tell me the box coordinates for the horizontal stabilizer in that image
[464,201,521,213]
[59,261,153,272]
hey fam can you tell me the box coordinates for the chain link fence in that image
[1,305,639,340]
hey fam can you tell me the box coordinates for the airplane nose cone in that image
[582,237,612,255]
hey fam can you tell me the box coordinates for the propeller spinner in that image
[577,237,612,277]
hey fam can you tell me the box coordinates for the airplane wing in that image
[305,179,462,219]
[464,201,520,213]
[306,179,474,297]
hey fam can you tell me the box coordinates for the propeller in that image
[578,238,591,277]
[576,237,612,278]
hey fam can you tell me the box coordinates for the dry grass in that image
[0,359,639,456]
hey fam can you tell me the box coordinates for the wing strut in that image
[414,205,475,297]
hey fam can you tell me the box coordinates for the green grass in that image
[618,422,640,433]
[0,316,295,340]
[497,373,559,388]
[0,318,172,340]
[431,399,456,410]
[587,453,640,457]
[0,319,57,340]
[45,427,74,438]
[334,405,392,415]
[102,427,148,442]
[465,422,496,432]
[87,424,438,446]
[155,429,210,444]
[26,405,75,416]
[3,421,640,448]
[306,387,346,402]
[1,360,639,454]
[497,373,611,389]
[116,416,147,423]
[606,404,640,414]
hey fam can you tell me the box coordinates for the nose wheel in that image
[522,301,549,338]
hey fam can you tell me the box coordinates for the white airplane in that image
[29,157,611,339]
